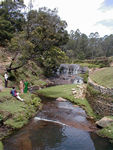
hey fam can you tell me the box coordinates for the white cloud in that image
[24,0,113,37]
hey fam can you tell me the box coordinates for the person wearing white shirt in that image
[4,72,8,88]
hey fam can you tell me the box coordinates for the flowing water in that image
[50,64,88,85]
[3,99,113,150]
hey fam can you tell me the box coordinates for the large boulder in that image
[96,117,113,128]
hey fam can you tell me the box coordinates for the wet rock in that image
[96,117,113,128]
[56,97,67,102]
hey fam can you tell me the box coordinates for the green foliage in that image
[0,114,3,122]
[79,63,100,68]
[42,47,68,76]
[0,141,3,150]
[0,0,25,45]
[5,117,28,129]
[28,8,69,50]
[97,122,113,140]
[80,71,89,83]
[0,87,41,130]
[64,29,113,60]
[7,61,45,87]
[0,0,25,31]
[7,8,69,76]
[9,32,34,55]
[0,17,13,45]
[30,97,41,107]
[87,84,100,96]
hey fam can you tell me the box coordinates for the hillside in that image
[0,47,48,140]
[90,67,113,88]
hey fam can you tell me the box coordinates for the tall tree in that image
[89,32,100,59]
[8,7,69,75]
[26,7,69,52]
[0,0,25,45]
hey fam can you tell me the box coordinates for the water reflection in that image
[4,120,113,150]
[90,133,113,150]
[3,100,113,150]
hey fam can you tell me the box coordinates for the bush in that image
[83,71,89,83]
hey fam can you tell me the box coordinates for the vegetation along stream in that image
[3,98,113,150]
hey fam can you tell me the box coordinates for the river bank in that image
[0,88,41,141]
[0,81,113,149]
[3,96,113,150]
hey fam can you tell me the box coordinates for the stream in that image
[3,98,113,150]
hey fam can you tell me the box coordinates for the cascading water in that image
[52,64,87,85]
[57,64,81,76]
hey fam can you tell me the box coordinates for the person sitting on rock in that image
[10,87,24,102]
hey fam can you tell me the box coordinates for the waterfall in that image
[57,64,81,76]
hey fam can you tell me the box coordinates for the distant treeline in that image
[64,29,113,60]
[0,0,113,75]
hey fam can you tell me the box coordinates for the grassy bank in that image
[0,88,41,140]
[97,122,113,143]
[90,67,113,88]
[37,84,96,118]
[97,116,113,143]
[86,84,113,142]
[0,141,3,150]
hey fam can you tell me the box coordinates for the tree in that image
[42,47,68,76]
[0,0,25,32]
[7,32,34,72]
[0,0,25,45]
[0,17,13,45]
[8,7,69,76]
[26,7,69,52]
[89,32,100,59]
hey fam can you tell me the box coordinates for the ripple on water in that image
[3,100,113,150]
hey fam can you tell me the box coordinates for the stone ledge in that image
[88,77,113,96]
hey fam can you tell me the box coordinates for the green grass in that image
[37,84,96,118]
[0,88,41,130]
[0,141,3,150]
[0,88,12,100]
[78,63,100,68]
[96,117,113,142]
[90,67,113,88]
[97,123,113,140]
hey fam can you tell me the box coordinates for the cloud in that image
[100,0,113,11]
[97,19,113,28]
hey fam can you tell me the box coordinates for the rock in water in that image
[96,117,113,128]
[56,97,67,102]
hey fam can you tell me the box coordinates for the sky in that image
[24,0,113,37]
